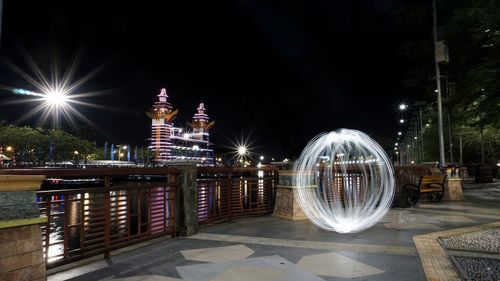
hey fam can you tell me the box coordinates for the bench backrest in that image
[419,175,446,187]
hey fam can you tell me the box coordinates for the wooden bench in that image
[403,175,447,205]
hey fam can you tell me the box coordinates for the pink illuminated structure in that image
[147,89,215,165]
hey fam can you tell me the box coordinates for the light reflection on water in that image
[198,173,269,221]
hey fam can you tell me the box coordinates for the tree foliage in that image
[394,0,500,164]
[0,121,96,165]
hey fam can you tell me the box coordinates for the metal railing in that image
[2,168,179,268]
[0,167,280,267]
[196,167,279,224]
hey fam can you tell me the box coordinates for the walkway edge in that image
[189,232,417,256]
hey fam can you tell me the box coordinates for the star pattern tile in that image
[110,275,182,281]
[297,252,384,278]
[181,244,254,263]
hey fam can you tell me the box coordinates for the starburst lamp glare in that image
[293,129,395,233]
[237,146,247,157]
[44,90,68,106]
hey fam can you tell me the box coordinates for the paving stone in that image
[180,244,254,263]
[177,255,324,281]
[110,275,181,281]
[442,228,500,253]
[296,252,384,278]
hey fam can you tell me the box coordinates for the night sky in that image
[0,0,407,159]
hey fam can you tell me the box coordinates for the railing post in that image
[227,172,232,221]
[177,166,198,236]
[103,176,111,260]
[272,170,307,220]
[44,195,51,264]
[167,173,177,237]
[63,194,69,260]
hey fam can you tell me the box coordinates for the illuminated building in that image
[148,89,215,165]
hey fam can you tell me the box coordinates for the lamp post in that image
[74,150,79,166]
[118,145,127,161]
[399,102,427,164]
[6,146,15,167]
[433,0,446,167]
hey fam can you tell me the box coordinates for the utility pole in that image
[414,101,427,163]
[0,0,3,47]
[433,0,446,167]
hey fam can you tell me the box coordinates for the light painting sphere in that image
[293,129,395,233]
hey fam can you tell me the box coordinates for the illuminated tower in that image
[147,88,178,162]
[190,103,215,143]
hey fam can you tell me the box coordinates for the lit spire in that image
[158,88,168,102]
[193,103,208,122]
[190,102,214,130]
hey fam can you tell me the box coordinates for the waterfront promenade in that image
[47,181,500,281]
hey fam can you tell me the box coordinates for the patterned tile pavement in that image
[47,181,500,281]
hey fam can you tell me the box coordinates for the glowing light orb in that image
[293,129,394,233]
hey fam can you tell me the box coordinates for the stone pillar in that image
[177,166,198,236]
[273,170,307,220]
[444,178,464,201]
[0,175,47,281]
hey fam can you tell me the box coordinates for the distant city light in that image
[399,104,407,110]
[260,155,264,161]
[398,132,402,135]
[399,119,404,123]
[237,146,247,156]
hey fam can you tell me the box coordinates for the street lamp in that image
[118,145,127,161]
[433,0,446,167]
[5,146,16,167]
[74,150,79,165]
[399,104,407,111]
